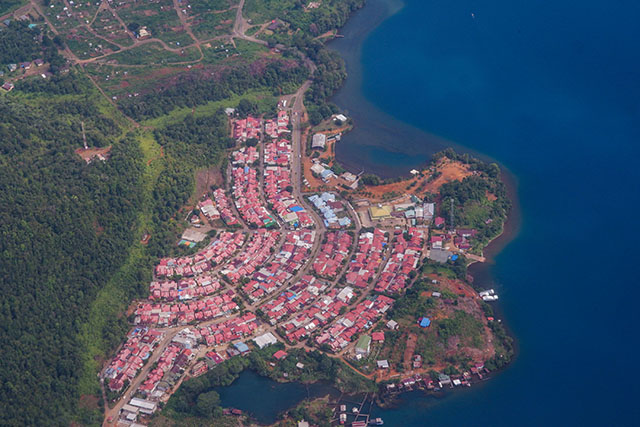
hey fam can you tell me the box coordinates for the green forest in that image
[0,93,144,424]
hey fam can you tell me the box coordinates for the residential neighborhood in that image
[102,98,493,426]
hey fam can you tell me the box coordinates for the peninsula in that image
[0,0,513,426]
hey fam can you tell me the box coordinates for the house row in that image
[212,188,240,226]
[104,327,164,392]
[394,201,436,225]
[6,59,44,73]
[313,231,353,279]
[232,116,261,141]
[231,166,277,227]
[154,231,245,277]
[454,228,478,250]
[374,227,425,294]
[241,230,316,301]
[137,344,185,396]
[149,273,222,301]
[197,312,260,347]
[263,139,291,166]
[220,229,280,282]
[134,290,239,327]
[315,295,394,353]
[264,166,313,228]
[308,193,352,228]
[345,228,388,288]
[231,145,259,165]
[264,110,290,139]
[260,275,328,325]
[280,286,354,344]
[137,329,198,398]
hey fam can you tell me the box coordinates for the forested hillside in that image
[0,93,144,424]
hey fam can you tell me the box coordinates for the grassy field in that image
[243,0,296,24]
[90,8,135,47]
[65,26,121,59]
[192,8,235,40]
[141,88,277,128]
[106,42,201,65]
[186,0,237,15]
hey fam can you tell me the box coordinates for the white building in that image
[312,133,326,149]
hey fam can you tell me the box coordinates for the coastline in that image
[325,0,522,402]
[327,0,521,294]
[154,1,522,424]
[207,1,523,424]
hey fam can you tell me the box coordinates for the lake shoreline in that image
[215,1,523,424]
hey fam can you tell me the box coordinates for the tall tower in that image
[450,197,454,230]
[81,121,88,150]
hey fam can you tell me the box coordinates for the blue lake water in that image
[215,370,338,425]
[329,0,640,425]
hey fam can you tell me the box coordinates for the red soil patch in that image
[403,333,418,371]
[358,159,473,202]
[93,220,104,236]
[195,166,223,198]
[75,146,112,163]
[141,233,151,245]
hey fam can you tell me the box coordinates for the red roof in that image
[372,331,385,342]
[273,350,288,360]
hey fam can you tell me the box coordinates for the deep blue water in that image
[215,0,640,424]
[329,0,640,425]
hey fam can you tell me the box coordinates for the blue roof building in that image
[419,317,431,328]
[234,342,250,353]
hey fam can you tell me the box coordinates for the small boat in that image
[479,289,495,297]
[369,418,385,425]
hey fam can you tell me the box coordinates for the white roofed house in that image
[311,133,326,150]
[424,202,435,221]
[310,163,325,175]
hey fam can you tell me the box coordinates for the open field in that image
[357,159,473,202]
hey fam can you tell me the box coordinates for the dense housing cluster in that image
[103,104,448,425]
[345,229,388,288]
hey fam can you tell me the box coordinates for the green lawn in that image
[141,88,276,128]
[107,43,201,65]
